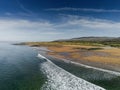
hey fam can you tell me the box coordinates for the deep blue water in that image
[0,42,45,90]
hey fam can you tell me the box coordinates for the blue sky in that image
[0,0,120,41]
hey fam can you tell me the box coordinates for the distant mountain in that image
[55,37,120,42]
[71,37,118,41]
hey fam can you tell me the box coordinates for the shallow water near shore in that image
[0,43,46,90]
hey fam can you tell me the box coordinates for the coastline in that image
[36,47,120,90]
[46,55,120,76]
[38,54,105,90]
[34,45,120,72]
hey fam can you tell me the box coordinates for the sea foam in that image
[38,54,105,90]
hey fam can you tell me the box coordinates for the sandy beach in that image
[36,46,120,90]
[40,45,120,72]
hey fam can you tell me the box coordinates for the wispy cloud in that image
[0,19,62,41]
[4,12,13,16]
[0,16,120,41]
[16,0,35,15]
[46,7,120,13]
[55,15,120,29]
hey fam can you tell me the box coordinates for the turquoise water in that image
[0,43,46,90]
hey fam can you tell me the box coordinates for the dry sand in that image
[44,45,120,72]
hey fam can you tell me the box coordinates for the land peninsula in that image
[21,37,120,72]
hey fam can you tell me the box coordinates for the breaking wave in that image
[38,54,105,90]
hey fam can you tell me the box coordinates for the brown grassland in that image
[25,42,120,71]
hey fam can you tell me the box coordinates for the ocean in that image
[0,42,45,90]
[0,42,119,90]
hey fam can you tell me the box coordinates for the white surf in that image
[38,54,105,90]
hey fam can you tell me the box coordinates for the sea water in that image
[0,42,46,90]
[0,43,119,90]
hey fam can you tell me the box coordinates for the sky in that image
[0,0,120,41]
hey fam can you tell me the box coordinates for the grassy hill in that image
[18,37,120,47]
[54,37,120,47]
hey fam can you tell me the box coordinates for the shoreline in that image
[46,55,120,76]
[48,54,120,72]
[34,46,120,73]
[37,48,120,90]
[34,46,120,90]
[38,54,105,90]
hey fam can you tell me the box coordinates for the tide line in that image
[38,54,105,90]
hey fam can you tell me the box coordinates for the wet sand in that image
[39,45,120,72]
[38,54,105,90]
[36,47,120,90]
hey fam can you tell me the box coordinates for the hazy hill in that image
[55,37,120,42]
[53,37,120,47]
